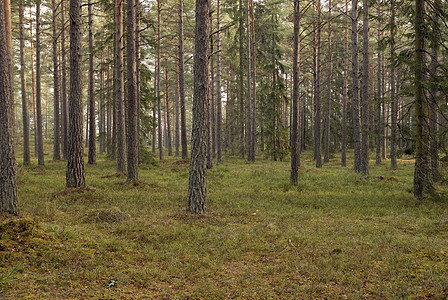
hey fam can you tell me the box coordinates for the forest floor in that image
[1,146,448,299]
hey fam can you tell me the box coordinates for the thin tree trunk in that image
[152,56,157,154]
[250,0,256,161]
[157,0,163,160]
[216,0,222,163]
[188,0,209,214]
[115,0,126,172]
[290,0,300,185]
[66,0,85,188]
[360,0,370,175]
[390,0,397,169]
[36,0,44,166]
[341,0,348,167]
[314,0,322,168]
[179,0,188,159]
[323,0,332,163]
[165,61,172,156]
[0,0,18,214]
[88,0,96,164]
[239,0,245,158]
[19,0,30,165]
[210,18,216,160]
[61,0,68,159]
[175,61,180,156]
[376,1,382,164]
[136,0,141,163]
[52,0,60,160]
[29,7,37,158]
[246,0,251,162]
[126,0,138,181]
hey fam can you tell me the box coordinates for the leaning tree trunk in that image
[352,0,361,173]
[187,0,210,214]
[179,0,188,159]
[19,0,30,165]
[115,0,126,172]
[0,0,18,214]
[413,0,430,200]
[88,0,96,164]
[126,0,138,181]
[52,0,60,160]
[66,0,85,188]
[290,0,300,185]
[36,0,45,166]
[360,0,370,175]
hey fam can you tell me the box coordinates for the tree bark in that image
[164,61,172,156]
[187,0,209,214]
[216,0,222,163]
[375,1,382,165]
[341,0,348,167]
[290,0,300,185]
[323,0,332,163]
[115,0,126,172]
[126,0,138,181]
[250,0,256,161]
[239,0,245,158]
[29,7,37,158]
[0,0,18,214]
[36,0,44,166]
[314,0,322,168]
[19,0,30,165]
[88,0,96,165]
[175,61,180,157]
[61,0,68,159]
[413,0,430,200]
[352,0,361,173]
[390,0,397,169]
[157,0,163,160]
[246,0,252,162]
[66,0,85,188]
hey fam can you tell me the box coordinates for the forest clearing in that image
[1,147,448,298]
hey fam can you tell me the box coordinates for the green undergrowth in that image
[1,147,447,299]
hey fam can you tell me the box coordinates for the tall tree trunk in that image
[246,0,252,162]
[381,55,386,159]
[175,62,180,156]
[210,19,216,160]
[216,0,222,163]
[115,0,126,172]
[352,0,361,172]
[136,0,141,163]
[0,0,18,214]
[290,0,300,185]
[429,0,440,179]
[207,29,213,169]
[99,53,105,154]
[341,0,348,167]
[66,0,85,188]
[390,0,397,169]
[88,0,96,164]
[376,1,382,165]
[126,0,138,181]
[19,0,30,165]
[188,0,209,214]
[314,0,322,168]
[36,0,44,166]
[413,0,430,199]
[157,0,163,160]
[239,0,245,158]
[250,0,256,161]
[179,0,188,159]
[360,0,370,175]
[152,56,157,154]
[107,57,112,155]
[61,0,68,159]
[323,0,332,163]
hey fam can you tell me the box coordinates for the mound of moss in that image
[83,207,130,224]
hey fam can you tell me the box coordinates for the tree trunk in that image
[352,0,361,173]
[250,0,256,161]
[19,0,30,165]
[157,0,163,160]
[165,61,172,156]
[290,0,300,185]
[0,0,18,214]
[52,0,60,160]
[210,19,216,160]
[239,0,245,158]
[376,1,382,165]
[136,0,141,163]
[390,0,397,169]
[360,0,370,175]
[323,0,332,163]
[175,61,180,157]
[88,0,96,165]
[314,0,322,168]
[216,0,222,163]
[341,0,348,167]
[29,7,37,158]
[413,0,430,199]
[126,0,138,181]
[61,0,68,159]
[115,0,126,172]
[188,0,209,214]
[36,0,44,166]
[66,0,85,188]
[246,0,252,162]
[179,0,188,159]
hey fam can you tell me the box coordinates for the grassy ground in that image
[1,146,448,299]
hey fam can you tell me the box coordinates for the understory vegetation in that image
[1,146,448,298]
